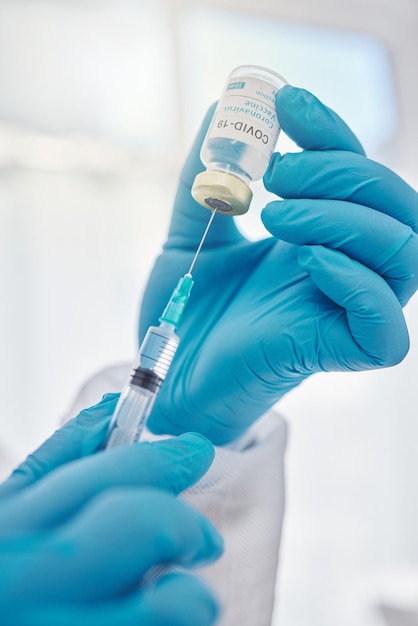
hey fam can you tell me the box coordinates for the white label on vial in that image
[208,76,280,158]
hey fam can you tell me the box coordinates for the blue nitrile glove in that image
[0,393,120,498]
[140,85,418,445]
[0,395,223,626]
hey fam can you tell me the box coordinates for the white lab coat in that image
[63,363,287,626]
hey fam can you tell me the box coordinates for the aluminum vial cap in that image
[191,170,253,216]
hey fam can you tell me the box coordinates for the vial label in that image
[207,76,280,159]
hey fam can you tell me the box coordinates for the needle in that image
[187,209,218,275]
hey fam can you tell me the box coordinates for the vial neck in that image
[206,163,251,185]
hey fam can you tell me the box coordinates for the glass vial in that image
[191,65,287,216]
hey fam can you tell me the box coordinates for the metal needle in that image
[187,209,218,275]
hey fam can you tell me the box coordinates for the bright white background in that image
[0,1,417,625]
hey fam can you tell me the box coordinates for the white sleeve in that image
[186,411,287,626]
[63,366,287,626]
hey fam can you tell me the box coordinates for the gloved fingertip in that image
[276,84,312,109]
[76,393,120,425]
[176,432,215,466]
[275,85,365,154]
[153,572,221,624]
[260,200,285,234]
[263,151,282,189]
[101,392,120,402]
[198,519,225,565]
[177,431,213,448]
[275,85,327,142]
[151,433,215,492]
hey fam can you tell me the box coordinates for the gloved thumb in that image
[166,103,243,251]
[274,84,365,154]
[0,393,119,498]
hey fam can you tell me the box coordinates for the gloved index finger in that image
[0,432,215,532]
[0,394,119,499]
[276,85,366,155]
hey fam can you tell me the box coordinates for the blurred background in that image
[0,0,417,624]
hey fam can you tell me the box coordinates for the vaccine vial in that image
[191,65,287,216]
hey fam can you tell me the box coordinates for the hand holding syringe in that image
[105,209,217,448]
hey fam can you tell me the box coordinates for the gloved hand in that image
[0,395,223,626]
[140,85,418,445]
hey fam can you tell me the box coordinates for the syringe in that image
[105,209,217,448]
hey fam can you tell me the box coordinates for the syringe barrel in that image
[105,323,180,448]
[105,368,162,449]
[137,323,180,379]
